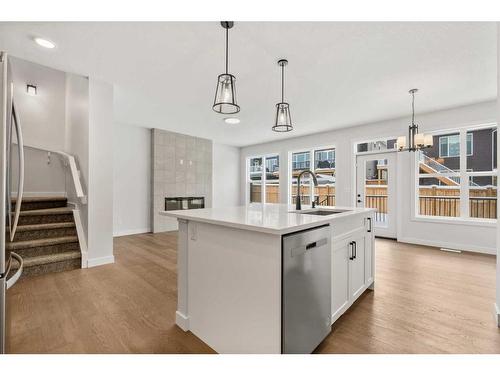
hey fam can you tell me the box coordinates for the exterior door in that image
[356,152,397,238]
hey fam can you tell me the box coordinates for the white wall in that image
[496,23,500,326]
[113,123,151,236]
[87,78,114,267]
[213,143,240,208]
[64,72,89,244]
[241,100,497,254]
[111,131,240,236]
[11,145,66,196]
[11,56,66,151]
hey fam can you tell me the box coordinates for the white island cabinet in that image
[161,204,374,354]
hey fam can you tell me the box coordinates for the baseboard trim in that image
[87,255,115,268]
[176,311,190,331]
[495,303,500,327]
[113,228,151,237]
[397,236,496,255]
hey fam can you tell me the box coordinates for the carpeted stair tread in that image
[6,236,79,250]
[8,222,76,232]
[11,251,81,269]
[11,197,69,212]
[6,196,81,278]
[18,207,73,216]
[11,196,67,203]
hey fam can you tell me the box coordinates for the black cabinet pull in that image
[349,241,354,260]
[367,217,372,232]
[306,241,317,250]
[353,241,357,259]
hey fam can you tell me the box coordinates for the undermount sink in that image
[293,209,350,216]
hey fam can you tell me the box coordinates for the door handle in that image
[353,241,357,259]
[10,102,25,241]
[6,252,23,289]
[349,241,354,260]
[367,217,372,233]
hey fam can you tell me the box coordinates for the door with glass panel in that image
[356,152,397,238]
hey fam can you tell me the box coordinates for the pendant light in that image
[397,89,433,152]
[272,59,293,132]
[212,21,240,114]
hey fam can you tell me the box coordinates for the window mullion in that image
[262,156,266,203]
[459,129,468,218]
[310,150,314,204]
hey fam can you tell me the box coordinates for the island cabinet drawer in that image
[332,214,367,239]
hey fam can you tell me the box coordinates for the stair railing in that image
[20,144,87,204]
[418,152,476,186]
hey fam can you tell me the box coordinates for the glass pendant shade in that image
[424,134,434,147]
[273,102,293,132]
[272,59,293,132]
[397,136,407,150]
[414,133,425,146]
[213,73,239,114]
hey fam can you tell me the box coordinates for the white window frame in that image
[414,123,496,224]
[288,145,336,205]
[438,133,473,158]
[246,153,280,204]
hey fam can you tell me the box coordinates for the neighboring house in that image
[421,128,496,186]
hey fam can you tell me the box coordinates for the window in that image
[290,147,336,206]
[313,148,336,206]
[439,133,472,158]
[248,157,263,203]
[417,125,496,220]
[247,154,280,204]
[292,151,310,170]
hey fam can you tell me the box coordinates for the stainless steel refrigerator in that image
[0,51,25,354]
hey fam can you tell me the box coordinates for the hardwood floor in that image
[6,233,500,353]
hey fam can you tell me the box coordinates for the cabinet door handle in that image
[353,241,357,259]
[349,241,354,260]
[367,217,372,233]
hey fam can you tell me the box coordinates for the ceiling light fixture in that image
[272,59,293,132]
[26,84,37,96]
[397,89,433,152]
[33,37,56,49]
[212,21,240,115]
[224,117,240,125]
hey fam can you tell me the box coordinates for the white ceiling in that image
[0,22,496,147]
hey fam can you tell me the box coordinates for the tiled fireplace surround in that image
[151,128,213,232]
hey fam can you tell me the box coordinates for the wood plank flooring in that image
[6,232,500,353]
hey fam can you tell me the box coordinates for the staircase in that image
[6,197,81,278]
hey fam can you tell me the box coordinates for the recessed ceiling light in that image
[224,117,240,125]
[34,37,56,49]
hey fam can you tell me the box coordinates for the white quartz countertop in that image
[160,203,374,235]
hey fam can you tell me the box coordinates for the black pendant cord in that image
[281,64,285,103]
[411,90,415,126]
[225,26,229,74]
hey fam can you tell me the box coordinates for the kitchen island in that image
[161,204,375,354]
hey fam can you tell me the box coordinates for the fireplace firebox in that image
[165,197,205,211]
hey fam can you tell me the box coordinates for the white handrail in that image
[20,143,87,204]
[55,150,87,204]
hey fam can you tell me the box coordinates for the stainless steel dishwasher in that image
[282,225,331,354]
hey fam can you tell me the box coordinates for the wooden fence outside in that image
[250,184,336,206]
[251,184,496,219]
